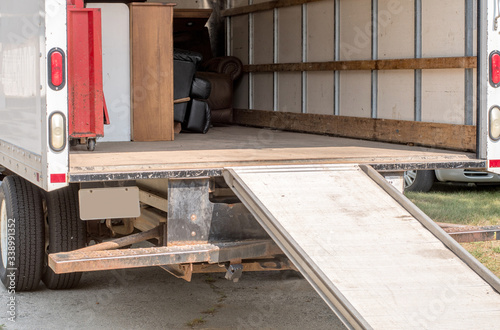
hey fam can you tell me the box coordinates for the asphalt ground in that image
[0,267,345,329]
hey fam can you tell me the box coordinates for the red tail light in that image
[490,51,500,87]
[48,48,65,90]
[50,173,66,183]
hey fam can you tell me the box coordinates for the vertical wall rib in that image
[414,0,422,122]
[334,0,340,115]
[371,0,378,119]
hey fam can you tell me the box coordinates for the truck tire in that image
[404,170,435,192]
[0,176,45,291]
[42,184,87,290]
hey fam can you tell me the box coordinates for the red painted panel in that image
[50,174,67,183]
[67,0,84,9]
[67,7,104,138]
[489,159,500,168]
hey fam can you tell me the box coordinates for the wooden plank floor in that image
[70,126,478,174]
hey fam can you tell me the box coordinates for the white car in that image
[404,169,500,192]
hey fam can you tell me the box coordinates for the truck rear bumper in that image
[49,239,283,274]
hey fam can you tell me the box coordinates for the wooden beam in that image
[222,0,325,17]
[243,57,477,73]
[174,9,212,19]
[233,109,477,152]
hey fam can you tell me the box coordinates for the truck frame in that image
[1,0,500,328]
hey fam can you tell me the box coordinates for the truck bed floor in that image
[69,126,480,181]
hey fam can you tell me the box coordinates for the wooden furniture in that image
[130,3,175,141]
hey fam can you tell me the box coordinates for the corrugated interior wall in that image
[229,0,477,125]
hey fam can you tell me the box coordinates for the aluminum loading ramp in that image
[223,164,500,330]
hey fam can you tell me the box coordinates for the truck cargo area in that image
[68,125,481,181]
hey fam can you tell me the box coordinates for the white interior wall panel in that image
[340,72,372,117]
[231,15,249,64]
[307,1,334,61]
[378,0,414,60]
[87,3,130,142]
[278,72,302,113]
[253,11,273,64]
[307,72,335,115]
[339,0,371,61]
[377,0,414,121]
[278,6,302,63]
[378,71,415,121]
[231,8,250,109]
[421,69,465,124]
[339,0,371,118]
[306,1,335,115]
[254,73,274,110]
[278,6,302,113]
[230,0,474,125]
[421,0,465,124]
[234,74,250,110]
[253,9,274,110]
[422,0,465,57]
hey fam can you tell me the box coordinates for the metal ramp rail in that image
[223,164,500,330]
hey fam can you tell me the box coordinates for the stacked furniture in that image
[173,49,211,133]
[173,9,243,125]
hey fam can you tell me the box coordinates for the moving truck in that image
[1,0,500,328]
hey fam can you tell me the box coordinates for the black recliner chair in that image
[173,49,211,133]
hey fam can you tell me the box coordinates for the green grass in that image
[461,241,500,277]
[405,182,500,277]
[405,183,500,226]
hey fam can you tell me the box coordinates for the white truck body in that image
[0,0,68,191]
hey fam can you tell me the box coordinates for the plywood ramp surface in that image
[69,126,475,173]
[223,164,500,329]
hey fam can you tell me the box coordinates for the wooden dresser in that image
[130,3,175,141]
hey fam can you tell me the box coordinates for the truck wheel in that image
[42,184,87,290]
[0,176,45,291]
[87,138,96,151]
[404,170,435,192]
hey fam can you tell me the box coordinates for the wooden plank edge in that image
[233,109,477,152]
[449,229,500,243]
[243,57,477,73]
[222,0,325,17]
[173,9,212,19]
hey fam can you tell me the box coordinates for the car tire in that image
[0,176,45,291]
[404,170,435,192]
[42,184,87,290]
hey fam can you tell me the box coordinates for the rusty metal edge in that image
[49,239,279,274]
[448,229,500,243]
